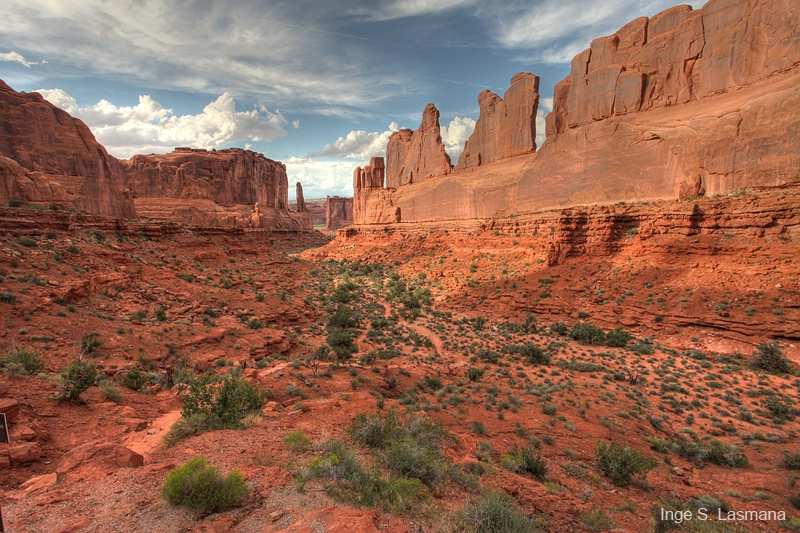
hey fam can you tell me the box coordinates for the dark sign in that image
[0,413,8,444]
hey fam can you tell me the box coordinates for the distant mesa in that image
[326,195,353,230]
[0,80,310,230]
[352,0,800,225]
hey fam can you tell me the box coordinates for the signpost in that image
[0,412,8,443]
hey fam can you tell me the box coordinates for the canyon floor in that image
[0,187,798,532]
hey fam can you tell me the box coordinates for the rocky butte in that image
[353,0,799,225]
[122,148,311,229]
[0,80,311,230]
[0,80,136,219]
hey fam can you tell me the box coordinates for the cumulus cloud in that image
[36,88,287,158]
[285,156,360,199]
[440,116,475,161]
[535,97,553,148]
[350,0,478,21]
[314,122,400,160]
[0,51,40,67]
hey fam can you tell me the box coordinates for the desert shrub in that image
[791,493,800,510]
[454,489,546,533]
[99,380,123,403]
[122,365,148,391]
[570,323,606,345]
[653,495,730,533]
[378,436,450,486]
[504,343,550,365]
[326,328,357,361]
[751,341,792,374]
[161,456,249,513]
[55,359,97,403]
[327,305,358,329]
[349,410,452,451]
[283,430,312,451]
[605,328,631,348]
[0,347,44,375]
[704,439,748,468]
[166,371,265,445]
[762,395,798,422]
[79,332,102,356]
[595,441,655,486]
[466,367,485,381]
[782,451,800,470]
[500,445,547,481]
[550,322,568,335]
[671,438,748,468]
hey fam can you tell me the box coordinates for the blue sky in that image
[1,0,705,200]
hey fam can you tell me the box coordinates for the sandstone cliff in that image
[326,196,353,229]
[352,0,800,225]
[123,148,311,229]
[386,104,452,188]
[457,72,540,169]
[0,80,136,219]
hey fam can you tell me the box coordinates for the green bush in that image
[0,347,44,375]
[56,359,97,403]
[605,328,631,348]
[500,445,547,481]
[570,323,606,345]
[161,456,249,513]
[454,489,546,532]
[166,371,265,446]
[762,395,798,422]
[595,441,655,486]
[671,438,748,468]
[550,322,568,335]
[504,343,550,365]
[283,430,312,451]
[99,380,123,403]
[466,367,485,381]
[751,341,792,374]
[122,365,148,391]
[378,436,450,486]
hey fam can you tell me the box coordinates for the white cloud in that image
[535,97,553,148]
[0,50,41,67]
[482,0,708,63]
[314,122,400,160]
[36,88,287,158]
[285,156,360,199]
[0,0,404,112]
[440,116,475,160]
[352,0,478,21]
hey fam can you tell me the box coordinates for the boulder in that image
[0,398,20,421]
[57,440,144,474]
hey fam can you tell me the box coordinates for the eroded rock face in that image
[352,0,799,225]
[386,104,452,188]
[325,196,353,229]
[123,148,311,229]
[0,80,136,218]
[457,72,540,169]
[296,182,307,212]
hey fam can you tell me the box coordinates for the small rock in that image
[9,442,42,465]
[20,472,58,493]
[269,510,284,522]
[672,467,684,476]
[0,398,20,421]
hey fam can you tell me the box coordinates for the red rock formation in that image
[457,72,540,169]
[123,148,311,229]
[325,195,353,229]
[0,80,136,218]
[352,0,800,225]
[385,104,452,188]
[296,182,307,212]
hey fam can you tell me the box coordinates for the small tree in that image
[751,341,792,374]
[56,359,97,403]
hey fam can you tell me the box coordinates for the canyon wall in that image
[326,196,353,229]
[385,104,452,188]
[353,0,800,225]
[123,148,311,229]
[0,80,136,219]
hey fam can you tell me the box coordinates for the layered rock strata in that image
[123,148,311,229]
[0,80,136,218]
